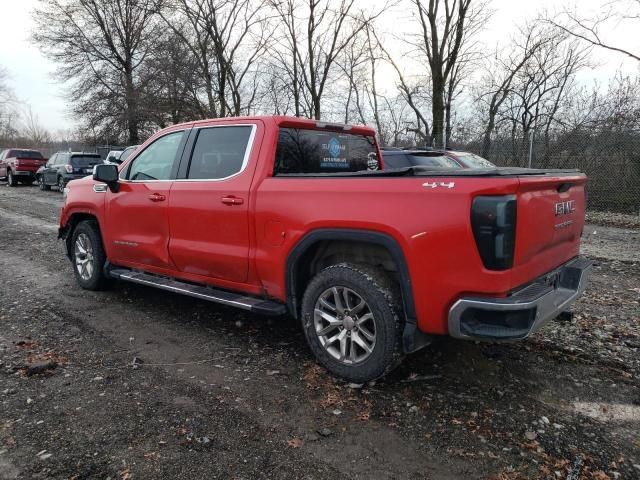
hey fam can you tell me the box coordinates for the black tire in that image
[70,220,110,290]
[57,176,65,193]
[38,175,50,191]
[300,263,403,383]
[22,179,34,186]
[7,170,16,187]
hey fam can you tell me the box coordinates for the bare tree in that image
[268,0,384,120]
[21,105,52,145]
[476,25,550,157]
[407,0,488,146]
[160,0,271,118]
[545,1,640,63]
[33,0,163,143]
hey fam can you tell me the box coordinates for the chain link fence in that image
[456,130,640,215]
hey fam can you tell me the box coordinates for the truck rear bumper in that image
[448,256,592,341]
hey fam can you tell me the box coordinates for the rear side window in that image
[274,128,378,175]
[71,155,101,167]
[187,126,253,180]
[8,150,43,159]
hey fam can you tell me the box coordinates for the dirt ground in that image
[0,184,638,480]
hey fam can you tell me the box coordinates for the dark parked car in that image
[37,152,103,192]
[381,148,495,170]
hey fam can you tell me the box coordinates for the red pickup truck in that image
[58,116,591,382]
[0,148,47,186]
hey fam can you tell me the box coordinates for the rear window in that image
[274,128,379,175]
[407,154,461,168]
[9,150,43,159]
[455,153,495,168]
[71,155,101,167]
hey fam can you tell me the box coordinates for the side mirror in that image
[93,164,119,192]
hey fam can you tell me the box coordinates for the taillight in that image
[471,195,517,270]
[65,164,73,173]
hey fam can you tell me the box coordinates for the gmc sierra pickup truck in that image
[59,116,592,382]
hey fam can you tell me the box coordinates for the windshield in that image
[407,154,462,168]
[119,146,138,163]
[455,153,495,168]
[9,150,43,159]
[71,155,102,167]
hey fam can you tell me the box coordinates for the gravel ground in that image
[0,184,638,480]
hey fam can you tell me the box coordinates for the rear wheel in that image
[57,176,65,193]
[71,220,110,290]
[7,170,16,187]
[38,175,50,191]
[300,263,403,383]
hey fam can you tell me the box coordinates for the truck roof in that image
[172,115,376,137]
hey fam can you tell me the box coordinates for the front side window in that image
[187,126,253,180]
[127,131,184,181]
[274,128,378,175]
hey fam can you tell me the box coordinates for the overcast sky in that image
[0,0,638,133]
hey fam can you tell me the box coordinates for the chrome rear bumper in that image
[448,256,592,341]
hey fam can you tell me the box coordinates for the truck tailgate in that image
[511,174,587,287]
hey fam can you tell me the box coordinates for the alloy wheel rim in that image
[74,233,94,281]
[58,179,64,192]
[314,286,376,365]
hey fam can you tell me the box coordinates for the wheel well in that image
[63,213,101,258]
[287,232,416,322]
[296,240,398,295]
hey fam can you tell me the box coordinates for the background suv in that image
[37,152,102,192]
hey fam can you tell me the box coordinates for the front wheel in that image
[300,264,403,383]
[7,170,16,187]
[71,220,110,290]
[38,175,50,191]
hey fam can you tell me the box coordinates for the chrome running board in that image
[108,268,286,316]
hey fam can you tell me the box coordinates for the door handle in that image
[221,196,244,206]
[148,193,166,202]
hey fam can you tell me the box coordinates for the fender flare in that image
[285,229,429,353]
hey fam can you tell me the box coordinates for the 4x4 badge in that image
[423,182,455,189]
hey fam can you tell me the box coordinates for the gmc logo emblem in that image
[555,200,576,216]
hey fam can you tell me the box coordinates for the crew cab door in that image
[168,122,260,284]
[104,128,189,270]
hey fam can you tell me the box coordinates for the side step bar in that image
[108,268,287,316]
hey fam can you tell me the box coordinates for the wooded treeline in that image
[0,0,639,211]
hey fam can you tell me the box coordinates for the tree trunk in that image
[124,66,139,144]
[431,76,445,147]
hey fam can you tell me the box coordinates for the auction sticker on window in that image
[320,136,350,169]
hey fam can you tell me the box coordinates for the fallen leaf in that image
[287,438,304,448]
